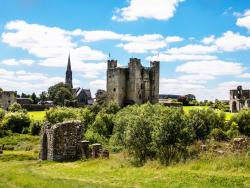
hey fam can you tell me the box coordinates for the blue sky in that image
[0,0,250,100]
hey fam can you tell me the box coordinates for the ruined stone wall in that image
[40,121,83,162]
[230,86,250,112]
[0,91,16,110]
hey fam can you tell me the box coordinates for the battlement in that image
[107,59,117,69]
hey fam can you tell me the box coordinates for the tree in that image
[152,108,194,165]
[31,92,38,104]
[187,109,225,140]
[231,109,250,136]
[39,91,48,102]
[48,82,73,106]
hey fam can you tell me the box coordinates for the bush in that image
[226,122,240,138]
[231,109,250,136]
[210,128,227,141]
[29,121,42,135]
[8,102,23,112]
[0,108,5,119]
[85,129,107,144]
[45,107,79,124]
[187,109,225,140]
[1,112,31,133]
[112,103,194,165]
[152,107,194,165]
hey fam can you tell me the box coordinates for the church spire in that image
[65,54,73,88]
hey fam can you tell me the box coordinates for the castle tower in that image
[65,54,73,88]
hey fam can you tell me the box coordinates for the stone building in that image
[65,55,93,105]
[107,58,160,106]
[0,91,17,110]
[40,121,84,162]
[230,86,250,112]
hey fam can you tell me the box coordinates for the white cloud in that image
[2,58,34,66]
[214,31,250,51]
[201,35,215,45]
[118,34,167,53]
[176,60,245,76]
[112,0,184,22]
[178,74,215,84]
[166,44,217,54]
[2,20,75,58]
[147,53,217,62]
[165,36,184,43]
[238,73,250,78]
[77,30,123,42]
[236,9,250,30]
[118,34,183,53]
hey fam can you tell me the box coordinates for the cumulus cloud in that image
[201,35,215,45]
[1,58,34,66]
[176,60,245,76]
[166,44,217,54]
[214,31,250,51]
[112,0,184,22]
[236,9,250,30]
[147,53,217,62]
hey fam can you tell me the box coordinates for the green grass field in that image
[0,150,249,188]
[183,106,234,121]
[28,111,46,121]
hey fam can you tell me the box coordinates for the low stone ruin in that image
[232,137,249,150]
[40,121,109,162]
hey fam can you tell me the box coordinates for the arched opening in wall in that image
[248,100,250,107]
[113,88,116,92]
[232,101,237,113]
[41,134,48,160]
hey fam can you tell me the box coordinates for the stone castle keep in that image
[107,58,160,106]
[230,86,250,112]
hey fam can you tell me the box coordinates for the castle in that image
[107,58,160,106]
[0,91,16,110]
[230,86,250,112]
[65,55,93,106]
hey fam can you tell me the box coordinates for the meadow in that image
[0,106,244,188]
[0,149,249,188]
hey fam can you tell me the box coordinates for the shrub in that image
[187,109,225,140]
[152,108,194,165]
[210,128,227,141]
[29,121,42,135]
[8,102,23,112]
[1,112,31,133]
[226,122,240,138]
[231,109,250,136]
[45,107,78,124]
[85,129,107,144]
[0,108,5,119]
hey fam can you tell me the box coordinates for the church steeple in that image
[65,54,73,88]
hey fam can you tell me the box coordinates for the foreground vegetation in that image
[0,149,249,188]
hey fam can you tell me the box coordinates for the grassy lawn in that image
[28,111,46,121]
[0,150,249,188]
[183,106,234,121]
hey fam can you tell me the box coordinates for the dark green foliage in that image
[231,109,250,136]
[8,103,23,112]
[1,112,31,133]
[210,128,227,141]
[29,121,42,135]
[31,93,38,104]
[226,122,240,138]
[0,108,5,120]
[152,108,194,165]
[45,107,79,124]
[48,82,73,106]
[112,103,194,164]
[187,109,225,140]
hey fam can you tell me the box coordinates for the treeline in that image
[0,102,249,165]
